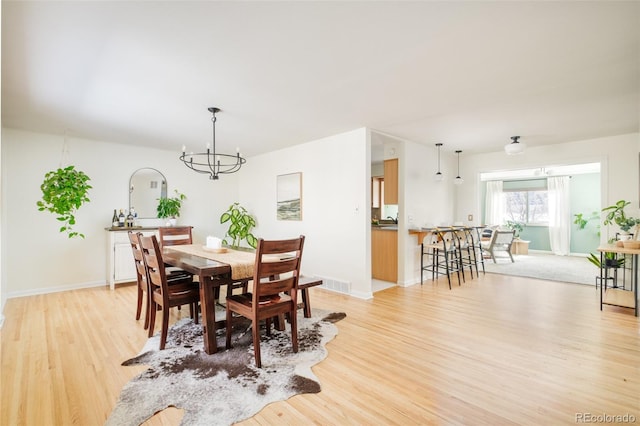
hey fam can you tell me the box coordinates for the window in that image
[503,179,548,225]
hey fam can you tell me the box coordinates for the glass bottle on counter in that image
[118,209,125,227]
[131,207,137,227]
[112,209,119,228]
[126,210,134,227]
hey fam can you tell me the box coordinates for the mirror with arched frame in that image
[129,168,167,218]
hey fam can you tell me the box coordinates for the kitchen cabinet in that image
[384,159,398,205]
[371,177,383,208]
[372,228,398,282]
[106,227,158,290]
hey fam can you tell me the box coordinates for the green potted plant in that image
[573,211,600,231]
[505,220,525,239]
[602,199,640,241]
[220,202,258,249]
[36,165,92,238]
[587,252,625,269]
[157,190,186,226]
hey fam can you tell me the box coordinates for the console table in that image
[597,244,639,316]
[106,227,158,290]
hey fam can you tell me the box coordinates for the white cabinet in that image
[106,228,158,290]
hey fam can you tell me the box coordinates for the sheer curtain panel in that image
[547,176,571,255]
[485,180,504,226]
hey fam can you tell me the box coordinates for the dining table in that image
[162,244,257,354]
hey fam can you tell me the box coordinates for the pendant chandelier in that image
[180,107,246,180]
[454,150,463,185]
[504,135,525,155]
[434,143,444,182]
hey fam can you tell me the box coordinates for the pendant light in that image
[454,150,463,185]
[505,135,525,155]
[434,143,444,182]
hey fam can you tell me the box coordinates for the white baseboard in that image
[7,280,107,299]
[349,289,373,300]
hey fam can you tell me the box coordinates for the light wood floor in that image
[2,273,639,425]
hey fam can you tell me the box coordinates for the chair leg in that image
[136,286,143,321]
[301,289,312,318]
[252,320,262,368]
[148,300,157,338]
[265,318,272,336]
[290,307,298,354]
[442,249,452,290]
[143,291,150,330]
[225,306,233,349]
[159,303,170,350]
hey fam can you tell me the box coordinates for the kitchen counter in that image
[372,225,398,231]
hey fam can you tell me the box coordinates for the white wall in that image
[401,141,456,286]
[1,128,239,297]
[456,133,640,244]
[0,7,3,326]
[238,128,372,299]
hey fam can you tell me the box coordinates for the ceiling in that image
[2,1,639,158]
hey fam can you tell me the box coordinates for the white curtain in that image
[485,180,504,226]
[548,176,571,255]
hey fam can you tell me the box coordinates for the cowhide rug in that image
[106,309,346,426]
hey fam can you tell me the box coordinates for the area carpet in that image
[106,309,345,426]
[483,252,598,285]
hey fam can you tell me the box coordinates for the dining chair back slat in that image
[158,226,193,247]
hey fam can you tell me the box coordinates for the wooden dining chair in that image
[139,234,201,349]
[158,226,193,247]
[157,226,196,282]
[225,235,305,368]
[128,231,151,330]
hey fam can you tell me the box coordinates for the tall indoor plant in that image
[220,202,258,249]
[37,165,92,238]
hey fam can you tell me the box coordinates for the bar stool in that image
[455,227,478,280]
[421,228,463,289]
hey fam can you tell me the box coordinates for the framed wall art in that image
[277,172,302,220]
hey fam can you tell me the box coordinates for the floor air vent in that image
[317,276,351,294]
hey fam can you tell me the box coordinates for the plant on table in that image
[220,202,258,249]
[602,200,640,239]
[157,190,186,221]
[36,165,92,238]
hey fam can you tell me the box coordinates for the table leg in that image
[199,274,219,354]
[599,251,604,311]
[634,254,638,317]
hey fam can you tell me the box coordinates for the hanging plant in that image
[220,202,258,249]
[37,165,92,238]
